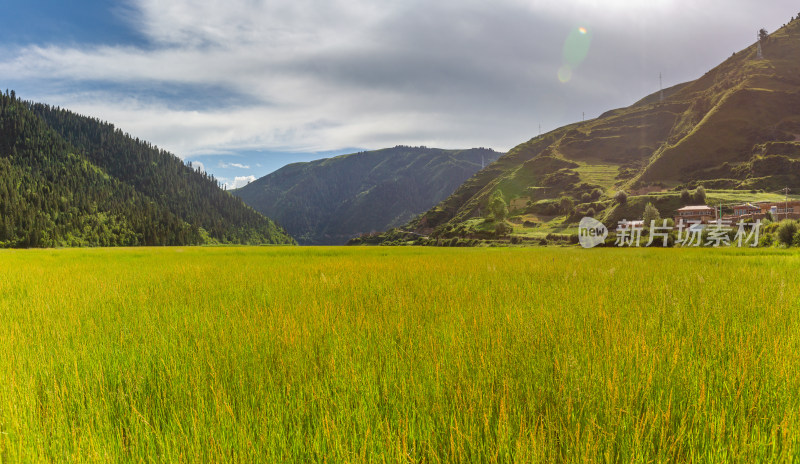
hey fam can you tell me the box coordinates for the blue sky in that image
[2,1,798,187]
[0,1,143,47]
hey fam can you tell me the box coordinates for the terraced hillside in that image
[382,19,800,243]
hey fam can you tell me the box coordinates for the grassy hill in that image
[382,17,800,243]
[233,146,501,244]
[0,92,295,247]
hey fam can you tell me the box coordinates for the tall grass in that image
[0,246,799,462]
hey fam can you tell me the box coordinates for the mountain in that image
[233,146,501,244]
[0,92,294,247]
[379,18,800,243]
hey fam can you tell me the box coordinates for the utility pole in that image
[785,187,790,220]
[539,123,541,136]
[757,30,763,59]
[659,72,664,103]
[582,112,585,122]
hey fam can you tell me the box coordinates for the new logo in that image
[578,217,607,248]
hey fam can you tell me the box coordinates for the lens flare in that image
[558,65,572,83]
[558,25,592,83]
[563,27,592,67]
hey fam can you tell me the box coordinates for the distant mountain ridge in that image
[0,92,294,247]
[233,146,501,244]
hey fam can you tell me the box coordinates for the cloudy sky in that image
[2,1,797,187]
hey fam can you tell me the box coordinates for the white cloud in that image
[220,162,250,169]
[2,0,797,160]
[229,175,256,189]
[190,161,205,173]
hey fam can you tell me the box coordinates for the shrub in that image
[614,191,628,205]
[680,189,691,204]
[528,200,561,216]
[559,196,575,215]
[489,192,508,221]
[642,202,661,226]
[494,222,512,237]
[694,186,706,204]
[777,220,798,246]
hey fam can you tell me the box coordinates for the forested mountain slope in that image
[234,146,500,244]
[0,92,294,247]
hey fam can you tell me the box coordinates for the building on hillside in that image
[672,200,800,226]
[733,203,761,217]
[722,203,767,222]
[674,205,716,224]
[755,200,800,220]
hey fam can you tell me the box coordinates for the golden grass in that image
[573,163,620,191]
[1,246,799,462]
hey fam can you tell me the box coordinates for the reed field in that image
[1,246,800,462]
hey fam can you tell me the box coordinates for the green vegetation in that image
[704,189,789,204]
[694,185,707,204]
[573,162,620,190]
[681,188,692,204]
[489,190,508,221]
[642,202,661,225]
[2,246,800,461]
[233,146,500,245]
[559,196,574,215]
[777,220,799,246]
[0,92,294,247]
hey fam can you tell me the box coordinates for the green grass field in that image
[2,246,800,462]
